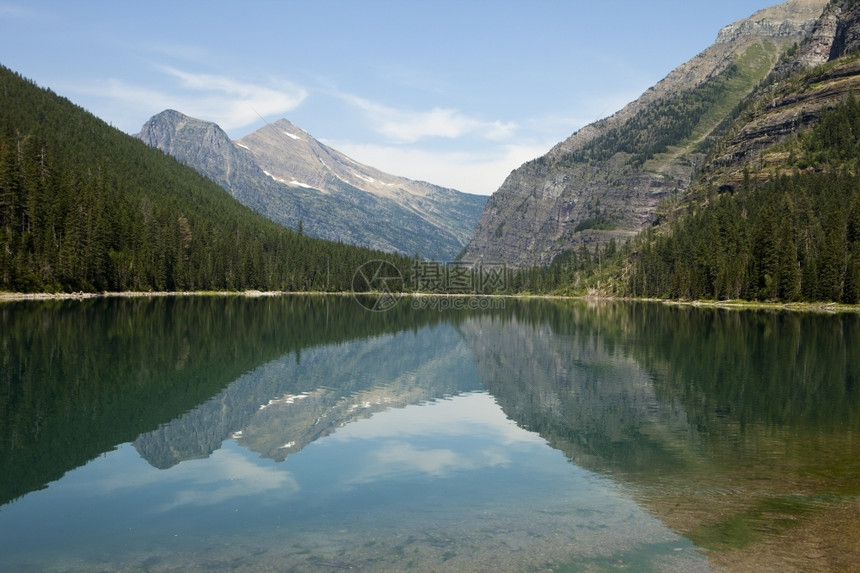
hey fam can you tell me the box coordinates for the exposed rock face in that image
[797,1,841,67]
[716,0,826,44]
[831,0,860,56]
[138,111,486,261]
[136,109,279,217]
[237,119,487,258]
[705,0,860,188]
[460,0,827,267]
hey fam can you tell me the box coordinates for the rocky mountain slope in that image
[615,0,860,303]
[460,0,828,267]
[703,0,860,188]
[138,111,486,261]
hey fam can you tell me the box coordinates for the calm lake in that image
[1,296,858,572]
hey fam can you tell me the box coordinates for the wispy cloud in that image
[157,66,308,128]
[69,65,307,133]
[340,93,517,143]
[156,448,299,511]
[329,140,552,195]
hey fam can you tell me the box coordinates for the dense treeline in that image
[627,95,860,303]
[629,172,860,302]
[511,239,615,294]
[0,65,410,293]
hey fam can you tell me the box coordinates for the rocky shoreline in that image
[3,290,860,316]
[0,290,350,302]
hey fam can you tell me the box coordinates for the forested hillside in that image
[626,75,860,304]
[511,0,860,305]
[460,1,824,267]
[0,65,409,293]
[528,93,860,304]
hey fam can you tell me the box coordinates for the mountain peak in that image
[138,111,487,260]
[716,0,826,44]
[270,118,306,137]
[460,0,828,267]
[138,109,248,184]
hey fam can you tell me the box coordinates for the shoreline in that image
[1,290,859,313]
[575,295,860,313]
[0,290,356,302]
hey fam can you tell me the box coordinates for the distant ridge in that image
[138,111,487,261]
[460,0,827,267]
[0,65,409,293]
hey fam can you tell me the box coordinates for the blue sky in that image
[2,1,789,194]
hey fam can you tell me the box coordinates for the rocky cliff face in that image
[460,0,827,267]
[238,119,487,258]
[138,111,486,261]
[136,109,283,217]
[703,0,860,188]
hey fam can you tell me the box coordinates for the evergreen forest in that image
[0,65,411,293]
[625,95,860,303]
[5,58,860,305]
[520,94,860,304]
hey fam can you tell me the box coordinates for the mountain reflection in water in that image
[1,296,857,571]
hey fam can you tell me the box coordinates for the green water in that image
[0,296,858,571]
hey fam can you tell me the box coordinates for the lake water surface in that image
[1,296,858,572]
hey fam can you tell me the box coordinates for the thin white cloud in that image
[329,393,539,484]
[156,449,300,511]
[326,87,645,195]
[329,140,553,195]
[340,93,517,143]
[93,78,175,112]
[68,66,307,133]
[157,65,308,129]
